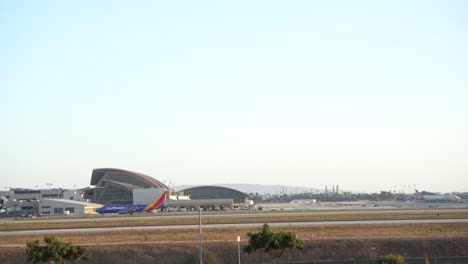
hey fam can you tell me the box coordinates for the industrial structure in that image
[0,188,89,217]
[39,199,102,215]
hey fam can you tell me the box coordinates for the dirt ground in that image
[1,222,467,246]
[1,236,468,264]
[1,223,468,263]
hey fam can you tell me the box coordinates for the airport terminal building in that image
[84,168,168,205]
[1,168,254,216]
[178,186,254,207]
[0,188,90,217]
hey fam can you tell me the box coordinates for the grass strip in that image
[0,211,467,232]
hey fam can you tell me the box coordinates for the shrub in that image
[26,236,89,263]
[382,253,406,264]
[244,224,304,259]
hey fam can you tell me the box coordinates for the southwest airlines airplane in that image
[96,191,166,214]
[0,196,8,214]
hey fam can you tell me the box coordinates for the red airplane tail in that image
[143,191,166,212]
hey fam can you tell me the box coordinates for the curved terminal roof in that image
[90,168,168,189]
[179,185,254,203]
[101,180,139,192]
[180,185,253,198]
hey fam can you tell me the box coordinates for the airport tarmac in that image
[0,207,466,225]
[1,218,467,236]
[258,200,468,211]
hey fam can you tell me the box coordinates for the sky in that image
[1,1,467,193]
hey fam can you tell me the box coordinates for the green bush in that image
[382,253,406,264]
[26,236,89,263]
[244,223,304,259]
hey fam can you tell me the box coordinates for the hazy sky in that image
[1,1,467,193]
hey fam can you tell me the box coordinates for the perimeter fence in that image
[280,256,468,264]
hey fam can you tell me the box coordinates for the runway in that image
[0,208,466,224]
[1,218,467,236]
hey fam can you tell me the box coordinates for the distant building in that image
[39,199,102,215]
[0,188,88,217]
[290,199,316,204]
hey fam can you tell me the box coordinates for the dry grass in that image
[1,223,468,247]
[1,210,467,231]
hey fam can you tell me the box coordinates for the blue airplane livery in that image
[96,191,166,214]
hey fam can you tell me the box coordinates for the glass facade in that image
[96,172,147,188]
[88,169,168,205]
[94,182,133,205]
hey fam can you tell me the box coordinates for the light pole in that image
[199,207,203,264]
[237,235,241,264]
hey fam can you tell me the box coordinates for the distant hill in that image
[174,183,317,195]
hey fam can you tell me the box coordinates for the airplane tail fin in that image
[143,191,166,212]
[0,196,8,210]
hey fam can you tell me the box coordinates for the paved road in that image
[1,218,467,236]
[0,208,466,224]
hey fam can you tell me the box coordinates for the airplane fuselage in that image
[96,204,148,214]
[96,191,166,214]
